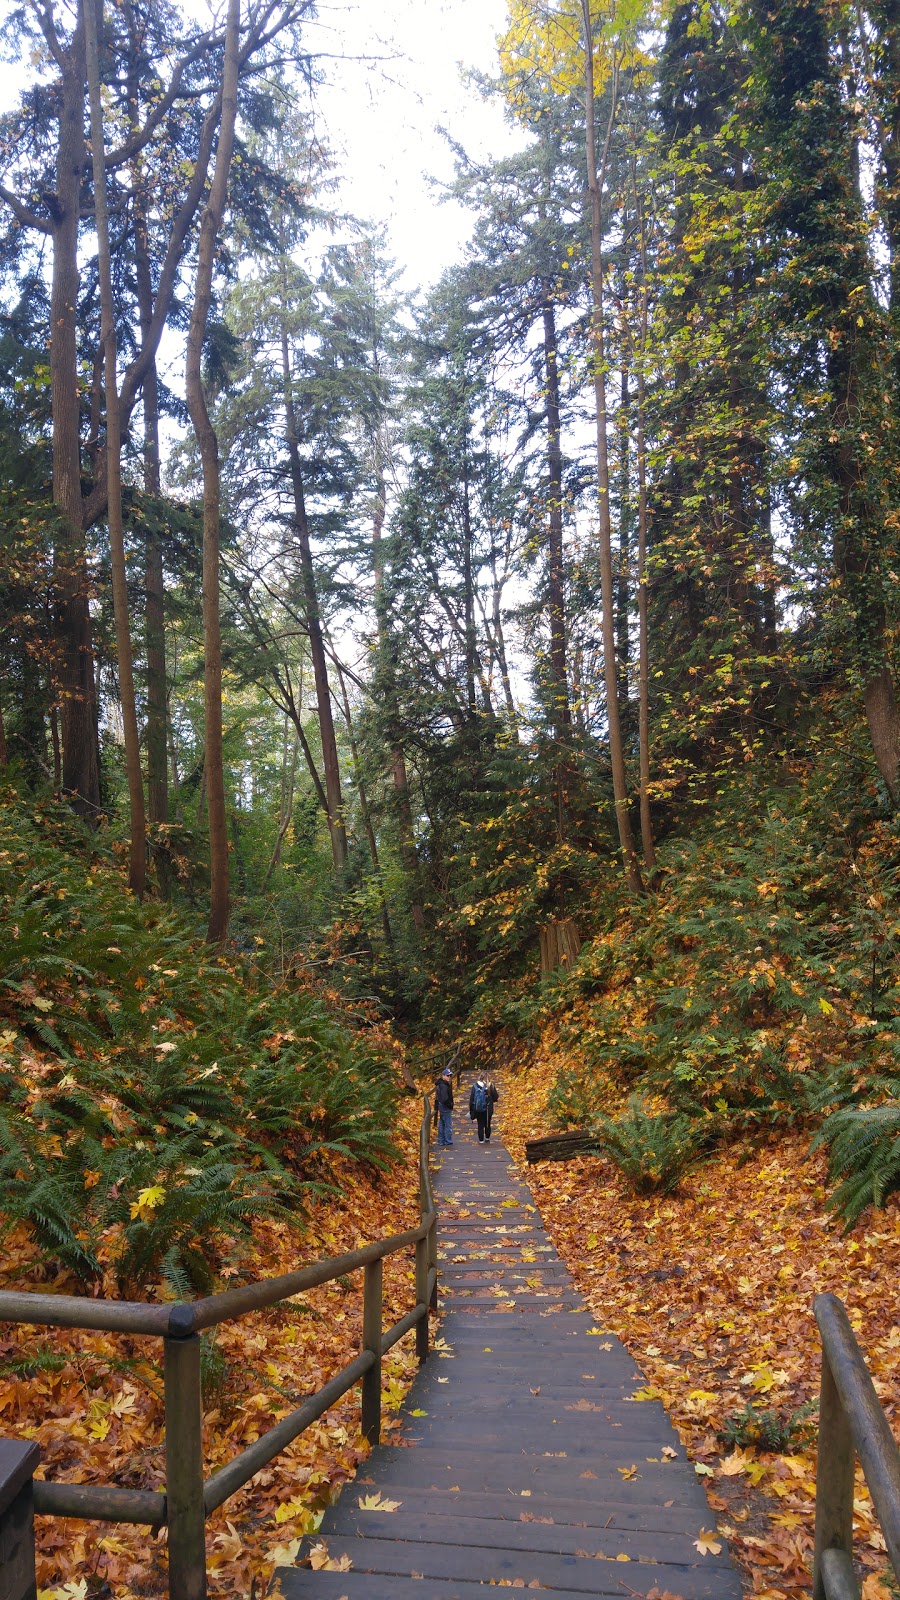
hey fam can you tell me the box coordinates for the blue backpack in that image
[472,1080,489,1116]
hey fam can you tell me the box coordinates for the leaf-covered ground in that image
[0,792,431,1599]
[504,1052,900,1600]
[5,1093,425,1599]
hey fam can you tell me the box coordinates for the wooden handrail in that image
[0,1096,438,1600]
[813,1293,900,1599]
[0,1215,436,1339]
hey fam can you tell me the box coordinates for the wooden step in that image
[274,1110,737,1599]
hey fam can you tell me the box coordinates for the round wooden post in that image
[812,1349,855,1600]
[361,1259,383,1446]
[415,1235,429,1363]
[164,1335,207,1600]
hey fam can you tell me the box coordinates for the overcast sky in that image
[0,0,522,282]
[301,0,523,288]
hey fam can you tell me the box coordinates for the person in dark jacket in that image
[469,1075,499,1142]
[434,1067,454,1147]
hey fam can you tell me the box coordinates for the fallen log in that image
[525,1130,601,1164]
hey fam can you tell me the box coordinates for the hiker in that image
[434,1066,454,1148]
[469,1074,499,1143]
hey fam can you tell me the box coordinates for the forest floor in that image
[5,1093,426,1600]
[502,1050,900,1600]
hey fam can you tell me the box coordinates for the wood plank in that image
[321,1509,735,1568]
[326,1485,713,1535]
[288,1533,743,1598]
[274,1100,737,1600]
[275,1570,707,1600]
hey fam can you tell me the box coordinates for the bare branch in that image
[0,183,52,233]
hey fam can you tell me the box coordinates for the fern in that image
[595,1097,702,1194]
[812,1100,900,1226]
[0,791,402,1292]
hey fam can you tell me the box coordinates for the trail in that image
[277,1086,742,1598]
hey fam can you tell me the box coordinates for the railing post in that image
[0,1439,40,1600]
[361,1258,383,1446]
[415,1234,429,1362]
[164,1334,207,1600]
[421,1093,438,1313]
[813,1346,856,1600]
[427,1212,438,1310]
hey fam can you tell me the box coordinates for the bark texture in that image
[185,0,241,943]
[580,8,643,892]
[85,0,147,895]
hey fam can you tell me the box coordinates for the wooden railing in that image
[0,1097,438,1600]
[813,1293,900,1599]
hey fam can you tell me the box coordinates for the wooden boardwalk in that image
[277,1093,743,1599]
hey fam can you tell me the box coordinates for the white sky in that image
[297,0,523,288]
[0,0,521,293]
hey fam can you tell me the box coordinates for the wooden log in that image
[525,1130,600,1164]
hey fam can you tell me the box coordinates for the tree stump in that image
[539,918,582,978]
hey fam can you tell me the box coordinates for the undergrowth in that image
[0,788,401,1294]
[476,764,900,1222]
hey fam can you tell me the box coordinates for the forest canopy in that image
[1,0,900,1201]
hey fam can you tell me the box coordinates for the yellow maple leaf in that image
[358,1493,401,1512]
[130,1183,165,1218]
[617,1464,638,1479]
[694,1529,723,1556]
[268,1537,303,1567]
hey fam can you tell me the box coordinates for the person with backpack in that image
[434,1067,455,1148]
[469,1075,499,1142]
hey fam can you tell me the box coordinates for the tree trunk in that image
[542,292,570,736]
[864,666,900,803]
[462,437,478,718]
[51,14,100,820]
[184,0,241,944]
[262,721,298,890]
[491,569,518,729]
[50,706,61,792]
[539,917,582,977]
[279,329,348,872]
[335,663,394,951]
[635,192,657,876]
[0,696,8,768]
[580,11,643,893]
[131,129,169,836]
[85,0,146,895]
[617,362,631,704]
[371,428,424,926]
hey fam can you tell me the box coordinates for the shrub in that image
[716,1399,817,1453]
[595,1097,702,1194]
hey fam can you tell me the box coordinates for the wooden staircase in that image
[275,1098,743,1599]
